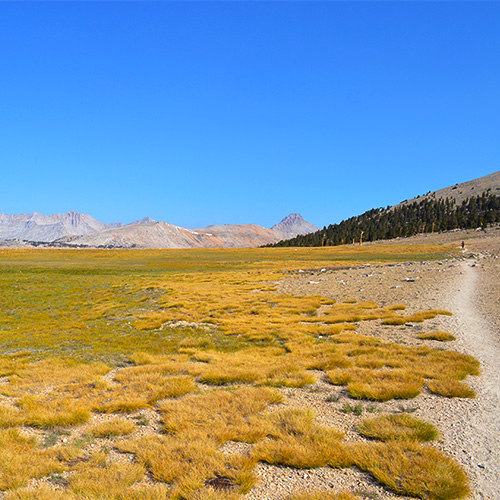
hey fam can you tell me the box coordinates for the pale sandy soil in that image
[245,230,499,500]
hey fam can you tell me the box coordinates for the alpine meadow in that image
[0,244,481,499]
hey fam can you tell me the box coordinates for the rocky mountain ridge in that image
[0,212,317,249]
[0,211,122,242]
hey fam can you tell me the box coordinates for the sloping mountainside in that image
[57,222,287,249]
[0,211,122,242]
[402,170,500,206]
[271,213,319,237]
[269,171,500,247]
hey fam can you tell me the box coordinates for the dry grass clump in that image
[61,372,197,415]
[285,492,358,500]
[193,348,315,388]
[419,331,456,341]
[0,429,64,490]
[352,441,470,499]
[357,413,439,442]
[324,343,478,401]
[160,386,280,443]
[69,451,145,498]
[117,435,255,496]
[253,408,349,469]
[381,317,408,325]
[347,369,424,401]
[186,489,243,500]
[382,309,452,325]
[15,394,91,428]
[427,380,476,398]
[88,417,136,437]
[386,304,406,311]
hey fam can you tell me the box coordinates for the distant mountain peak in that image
[271,213,319,237]
[129,217,156,225]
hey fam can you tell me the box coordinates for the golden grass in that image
[69,451,145,498]
[0,429,64,490]
[353,441,470,499]
[87,417,136,437]
[357,413,439,442]
[193,348,315,388]
[347,369,424,401]
[382,309,452,325]
[253,408,350,469]
[427,380,476,398]
[419,331,457,341]
[324,343,478,401]
[118,484,173,500]
[160,386,280,443]
[117,435,256,496]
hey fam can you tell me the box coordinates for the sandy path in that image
[444,258,500,499]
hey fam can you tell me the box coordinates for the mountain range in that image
[0,212,318,249]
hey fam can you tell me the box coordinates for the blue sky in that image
[1,2,499,229]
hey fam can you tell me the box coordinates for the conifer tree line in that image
[267,192,500,247]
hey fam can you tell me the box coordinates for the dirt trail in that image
[446,258,500,499]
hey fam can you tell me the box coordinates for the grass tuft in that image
[88,417,136,438]
[427,380,475,398]
[357,413,439,442]
[253,408,350,469]
[419,331,456,342]
[353,441,470,499]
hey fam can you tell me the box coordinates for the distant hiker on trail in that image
[462,241,465,249]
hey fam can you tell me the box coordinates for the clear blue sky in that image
[1,2,499,229]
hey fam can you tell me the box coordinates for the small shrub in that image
[73,434,95,450]
[398,404,418,413]
[343,403,363,416]
[134,414,149,426]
